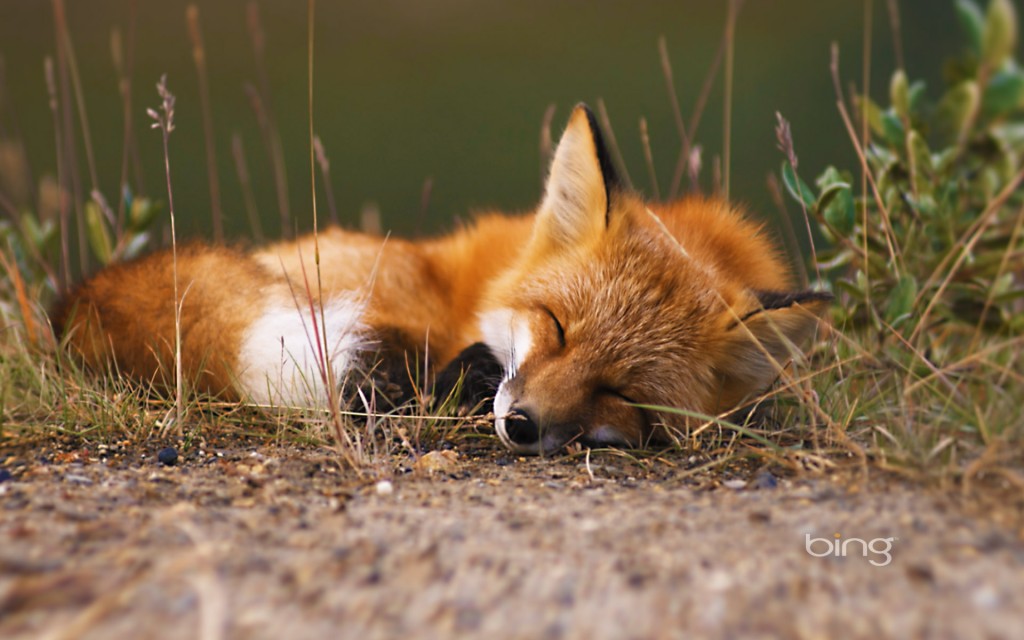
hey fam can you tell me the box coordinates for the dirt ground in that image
[1,433,1023,640]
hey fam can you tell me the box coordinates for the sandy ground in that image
[1,435,1023,640]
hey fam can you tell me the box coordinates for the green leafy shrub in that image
[784,0,1024,470]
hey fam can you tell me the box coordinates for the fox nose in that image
[505,408,540,445]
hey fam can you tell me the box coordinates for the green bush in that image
[784,0,1024,469]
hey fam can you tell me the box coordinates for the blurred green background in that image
[0,1,1002,252]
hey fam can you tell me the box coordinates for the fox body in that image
[56,105,829,454]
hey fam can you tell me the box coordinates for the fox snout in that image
[494,405,585,456]
[500,408,541,448]
[498,406,636,455]
[493,384,556,455]
[493,376,643,455]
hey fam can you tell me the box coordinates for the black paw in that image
[432,342,503,414]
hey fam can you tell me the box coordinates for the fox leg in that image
[432,342,503,414]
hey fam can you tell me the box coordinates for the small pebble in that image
[723,479,747,490]
[375,480,394,496]
[750,470,778,490]
[64,473,94,486]
[413,450,461,475]
[157,447,178,467]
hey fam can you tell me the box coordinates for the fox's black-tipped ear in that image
[577,105,622,201]
[535,104,622,246]
[752,290,834,317]
[716,289,833,408]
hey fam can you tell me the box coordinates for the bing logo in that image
[805,532,896,567]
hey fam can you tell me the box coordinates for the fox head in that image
[478,104,830,455]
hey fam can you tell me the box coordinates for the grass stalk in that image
[110,0,139,236]
[539,103,556,188]
[639,117,660,201]
[44,57,71,291]
[765,172,809,286]
[885,0,905,73]
[313,135,339,226]
[0,250,39,347]
[908,165,1024,343]
[830,43,903,276]
[304,0,355,467]
[147,75,184,435]
[660,38,691,197]
[51,0,87,276]
[231,132,264,242]
[187,4,224,242]
[774,112,820,283]
[53,0,99,194]
[861,0,874,315]
[967,200,1024,353]
[664,34,725,197]
[246,2,291,237]
[595,98,633,190]
[721,0,742,201]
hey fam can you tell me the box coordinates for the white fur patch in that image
[480,308,538,453]
[237,295,366,408]
[478,309,533,375]
[492,382,515,450]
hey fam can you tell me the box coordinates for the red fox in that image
[54,104,830,454]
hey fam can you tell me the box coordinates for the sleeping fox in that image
[54,104,830,454]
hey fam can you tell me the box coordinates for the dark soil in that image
[2,434,1023,639]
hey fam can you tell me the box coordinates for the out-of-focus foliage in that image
[780,0,1024,471]
[787,0,1024,337]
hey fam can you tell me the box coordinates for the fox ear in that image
[715,290,832,408]
[535,104,621,246]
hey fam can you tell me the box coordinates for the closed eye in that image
[543,307,566,348]
[598,386,638,405]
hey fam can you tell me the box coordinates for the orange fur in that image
[54,105,828,453]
